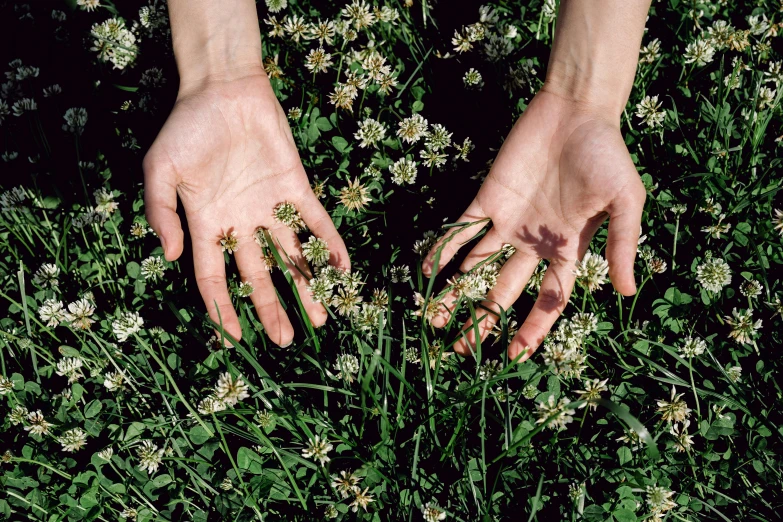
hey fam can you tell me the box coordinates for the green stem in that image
[627,274,651,331]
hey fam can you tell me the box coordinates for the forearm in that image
[167,0,264,94]
[543,0,652,119]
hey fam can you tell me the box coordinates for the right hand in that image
[143,68,349,346]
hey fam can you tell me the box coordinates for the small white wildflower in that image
[574,252,609,293]
[535,395,576,430]
[112,311,144,342]
[679,336,706,358]
[389,158,418,185]
[58,428,87,452]
[33,263,60,288]
[302,435,333,466]
[214,372,250,407]
[140,256,166,281]
[137,440,164,475]
[39,299,66,327]
[55,357,84,384]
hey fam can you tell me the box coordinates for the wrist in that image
[541,59,628,121]
[168,0,264,96]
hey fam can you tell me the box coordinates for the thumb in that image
[606,179,646,296]
[143,154,184,262]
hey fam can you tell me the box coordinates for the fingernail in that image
[280,340,293,348]
[160,236,167,256]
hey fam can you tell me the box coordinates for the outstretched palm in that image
[424,90,646,360]
[144,71,349,346]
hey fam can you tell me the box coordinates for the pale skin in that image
[144,0,650,354]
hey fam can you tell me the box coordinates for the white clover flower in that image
[90,18,138,70]
[197,396,227,415]
[575,378,608,410]
[265,0,287,13]
[542,343,586,380]
[425,124,452,151]
[635,95,666,128]
[331,470,361,498]
[214,372,250,407]
[740,279,762,299]
[379,6,399,23]
[304,47,333,74]
[39,299,66,327]
[234,281,254,298]
[97,447,114,461]
[725,308,761,345]
[33,263,60,288]
[0,376,13,395]
[94,187,118,216]
[350,487,375,513]
[102,371,124,391]
[283,14,308,42]
[389,158,418,185]
[679,336,706,358]
[758,86,777,109]
[696,257,731,292]
[140,256,166,281]
[684,39,715,66]
[657,386,691,424]
[55,357,84,384]
[639,38,661,64]
[77,0,100,11]
[307,19,336,45]
[112,311,144,342]
[463,68,483,87]
[670,420,694,452]
[535,395,576,430]
[0,100,9,126]
[421,501,447,521]
[413,231,437,256]
[58,428,87,452]
[574,252,609,293]
[397,114,429,144]
[354,118,386,148]
[219,230,239,254]
[331,286,363,316]
[64,297,96,330]
[342,0,376,30]
[420,147,448,169]
[273,201,306,232]
[307,274,337,304]
[302,236,330,266]
[12,98,37,117]
[748,13,770,36]
[324,505,339,519]
[478,359,502,381]
[0,186,26,211]
[339,178,371,212]
[302,435,333,466]
[569,313,598,338]
[137,440,164,475]
[773,208,783,236]
[62,108,88,134]
[333,354,360,383]
[390,264,411,283]
[25,410,52,436]
[726,365,742,383]
[646,485,677,516]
